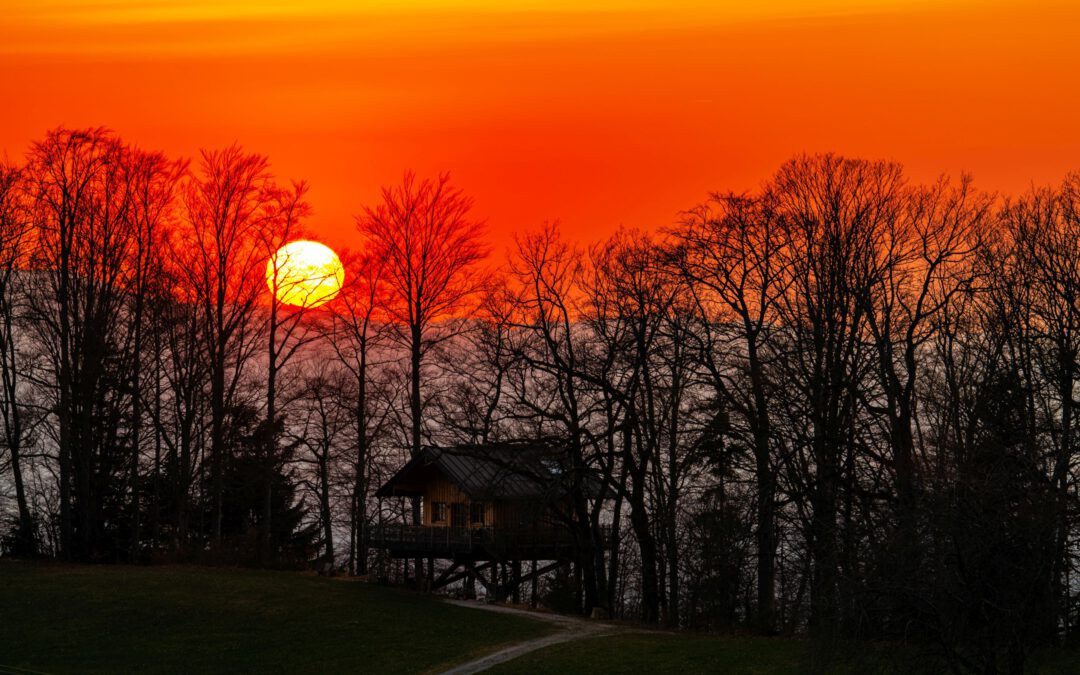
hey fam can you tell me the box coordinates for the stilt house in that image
[367,441,605,599]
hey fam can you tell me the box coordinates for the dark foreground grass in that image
[0,560,550,674]
[6,561,1080,675]
[488,633,805,675]
[488,631,1080,675]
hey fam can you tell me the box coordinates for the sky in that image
[1,0,1078,258]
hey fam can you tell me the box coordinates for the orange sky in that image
[1,0,1078,258]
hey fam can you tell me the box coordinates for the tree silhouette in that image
[0,160,34,555]
[178,146,279,550]
[357,172,487,457]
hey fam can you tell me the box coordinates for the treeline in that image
[1,127,1079,671]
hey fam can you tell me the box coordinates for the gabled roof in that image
[375,440,578,501]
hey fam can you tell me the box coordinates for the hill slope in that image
[0,561,550,674]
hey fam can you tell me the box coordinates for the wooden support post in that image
[531,559,539,608]
[412,496,422,589]
[573,561,583,615]
[511,560,522,604]
[465,561,477,599]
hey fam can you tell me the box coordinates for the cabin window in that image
[432,502,448,523]
[470,502,486,525]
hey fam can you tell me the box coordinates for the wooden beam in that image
[430,561,463,590]
[513,560,563,588]
[493,560,563,601]
[462,559,498,596]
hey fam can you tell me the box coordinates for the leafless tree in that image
[357,172,488,457]
[121,147,186,558]
[24,127,138,560]
[507,222,612,614]
[258,181,313,562]
[770,154,904,660]
[673,191,788,633]
[0,161,34,554]
[178,146,279,548]
[324,251,394,575]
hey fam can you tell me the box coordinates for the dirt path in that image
[437,601,629,674]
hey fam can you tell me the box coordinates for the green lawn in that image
[489,632,1080,675]
[0,560,550,674]
[488,633,806,675]
[5,561,1080,675]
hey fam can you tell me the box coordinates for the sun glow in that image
[267,240,344,308]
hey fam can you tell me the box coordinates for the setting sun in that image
[267,240,344,308]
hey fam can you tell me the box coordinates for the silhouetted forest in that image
[3,127,1079,672]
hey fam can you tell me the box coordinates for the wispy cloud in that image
[1,0,1006,57]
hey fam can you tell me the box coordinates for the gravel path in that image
[437,601,628,674]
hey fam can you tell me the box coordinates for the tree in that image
[357,172,488,457]
[24,127,142,561]
[861,176,985,631]
[214,403,319,567]
[507,222,609,615]
[673,191,788,633]
[295,363,353,573]
[258,181,313,563]
[179,146,279,549]
[0,161,35,555]
[121,147,186,559]
[770,154,904,661]
[996,176,1080,640]
[585,229,689,624]
[324,251,392,575]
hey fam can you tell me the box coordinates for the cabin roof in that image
[375,441,585,501]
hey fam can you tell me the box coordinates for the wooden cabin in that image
[368,441,604,598]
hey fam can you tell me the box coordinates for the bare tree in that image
[507,222,609,615]
[179,146,279,548]
[356,172,488,457]
[673,191,788,633]
[770,154,904,661]
[258,181,313,563]
[324,251,393,575]
[295,362,352,573]
[584,229,682,624]
[0,161,34,554]
[24,127,139,561]
[861,176,986,625]
[357,172,487,582]
[996,176,1080,639]
[122,147,186,559]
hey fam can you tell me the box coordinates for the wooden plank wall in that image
[422,473,541,527]
[422,474,469,524]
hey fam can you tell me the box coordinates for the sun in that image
[266,240,345,308]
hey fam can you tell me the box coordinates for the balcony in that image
[366,524,610,560]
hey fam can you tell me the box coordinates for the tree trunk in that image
[320,450,335,571]
[628,474,660,624]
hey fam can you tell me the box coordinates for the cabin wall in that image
[492,501,541,527]
[422,475,469,525]
[421,476,555,528]
[417,472,575,528]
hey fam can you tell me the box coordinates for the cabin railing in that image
[366,524,612,558]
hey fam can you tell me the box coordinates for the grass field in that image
[488,629,1080,675]
[5,561,1080,674]
[488,632,807,675]
[0,560,550,674]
